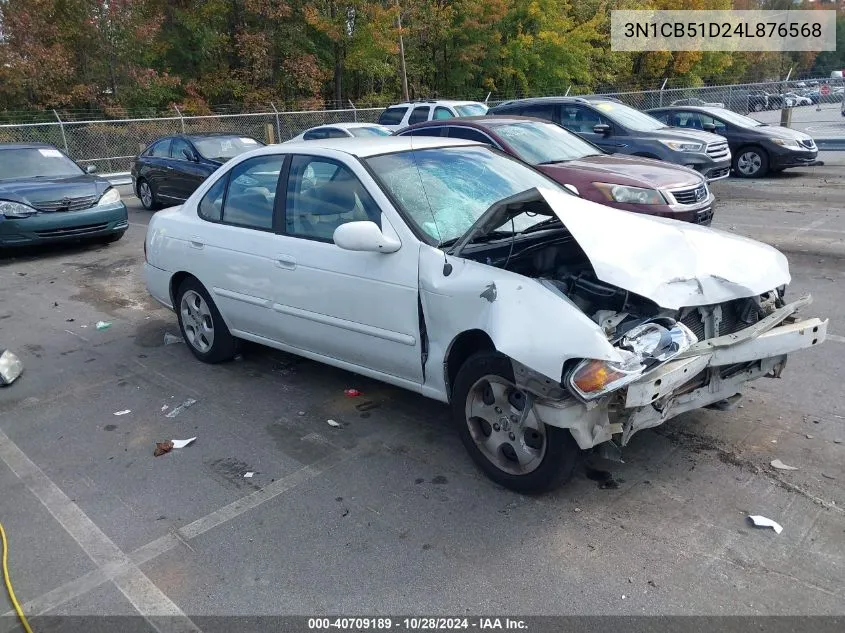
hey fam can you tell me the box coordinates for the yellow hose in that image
[0,520,34,633]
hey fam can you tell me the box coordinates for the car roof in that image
[385,100,485,108]
[491,96,621,108]
[186,133,259,139]
[402,115,553,130]
[253,136,479,158]
[646,106,725,113]
[301,122,389,131]
[0,143,59,151]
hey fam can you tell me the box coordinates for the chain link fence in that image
[0,76,842,177]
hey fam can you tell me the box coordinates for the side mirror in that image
[182,148,197,162]
[563,184,580,197]
[85,165,98,174]
[592,124,611,135]
[702,123,716,132]
[333,221,401,254]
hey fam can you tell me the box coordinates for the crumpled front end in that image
[526,293,827,451]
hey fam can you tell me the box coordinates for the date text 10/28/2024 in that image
[308,618,528,630]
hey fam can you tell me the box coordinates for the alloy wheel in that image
[139,182,153,208]
[464,375,546,475]
[180,290,215,353]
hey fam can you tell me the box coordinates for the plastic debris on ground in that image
[113,409,131,416]
[344,389,362,397]
[770,459,798,471]
[0,350,24,386]
[244,472,254,478]
[163,333,184,345]
[171,437,197,449]
[161,405,169,412]
[95,321,111,330]
[165,398,197,418]
[327,419,342,428]
[747,515,783,534]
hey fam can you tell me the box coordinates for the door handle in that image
[166,165,175,170]
[189,237,204,249]
[276,255,296,270]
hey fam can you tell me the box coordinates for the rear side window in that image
[323,128,350,139]
[520,103,558,122]
[445,127,493,144]
[408,106,430,124]
[399,127,444,138]
[433,106,454,120]
[198,177,226,222]
[221,155,285,230]
[302,129,327,141]
[147,140,171,157]
[378,107,408,125]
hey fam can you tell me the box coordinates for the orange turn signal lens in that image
[572,360,627,394]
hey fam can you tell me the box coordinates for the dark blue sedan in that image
[0,144,128,248]
[131,134,265,210]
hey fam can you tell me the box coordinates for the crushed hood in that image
[536,187,790,309]
[451,186,790,310]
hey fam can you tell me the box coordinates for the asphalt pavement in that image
[0,160,844,629]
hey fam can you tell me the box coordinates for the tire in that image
[137,178,161,211]
[175,277,238,363]
[451,351,580,494]
[733,146,769,178]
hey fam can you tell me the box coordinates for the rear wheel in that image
[734,146,769,178]
[175,278,238,363]
[451,351,580,493]
[137,179,161,210]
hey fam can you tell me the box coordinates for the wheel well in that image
[169,271,196,307]
[444,329,495,399]
[735,144,767,158]
[632,152,660,160]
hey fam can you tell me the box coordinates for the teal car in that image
[0,143,128,248]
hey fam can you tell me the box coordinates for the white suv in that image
[376,100,488,131]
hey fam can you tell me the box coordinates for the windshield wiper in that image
[537,159,570,165]
[439,230,513,250]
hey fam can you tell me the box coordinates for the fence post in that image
[270,102,282,141]
[174,106,185,133]
[659,78,668,107]
[564,85,571,96]
[348,99,357,122]
[52,109,69,154]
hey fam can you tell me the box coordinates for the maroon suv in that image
[398,116,715,224]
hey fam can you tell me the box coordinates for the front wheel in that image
[451,351,580,494]
[734,147,769,178]
[176,278,238,363]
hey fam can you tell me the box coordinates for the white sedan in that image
[144,137,827,493]
[286,122,392,143]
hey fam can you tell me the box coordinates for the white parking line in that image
[827,334,845,344]
[0,426,201,631]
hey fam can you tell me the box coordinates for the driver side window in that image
[285,156,380,242]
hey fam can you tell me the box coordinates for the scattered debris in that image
[163,333,184,345]
[344,388,362,397]
[113,409,131,416]
[835,439,843,444]
[327,419,342,428]
[621,595,626,600]
[0,350,24,386]
[821,473,836,480]
[66,318,75,323]
[244,472,254,478]
[647,580,658,589]
[161,405,169,412]
[747,515,783,534]
[806,434,814,439]
[297,411,306,416]
[574,507,582,513]
[355,400,379,412]
[95,321,111,330]
[770,439,777,444]
[770,459,798,471]
[165,398,197,418]
[341,508,349,517]
[171,437,196,449]
[154,441,174,457]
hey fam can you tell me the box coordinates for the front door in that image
[167,138,212,201]
[270,153,423,383]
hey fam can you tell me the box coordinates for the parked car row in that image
[1,94,822,252]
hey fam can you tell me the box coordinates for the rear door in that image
[189,154,288,338]
[408,106,431,125]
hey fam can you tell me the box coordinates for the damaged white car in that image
[144,137,828,493]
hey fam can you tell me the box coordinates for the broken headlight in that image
[567,320,698,401]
